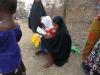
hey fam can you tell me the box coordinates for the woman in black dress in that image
[28,0,47,32]
[43,16,72,67]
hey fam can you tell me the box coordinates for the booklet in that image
[36,27,46,35]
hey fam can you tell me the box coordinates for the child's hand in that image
[52,29,56,33]
[44,33,52,39]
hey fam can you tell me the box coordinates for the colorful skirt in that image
[83,19,100,60]
[82,39,100,75]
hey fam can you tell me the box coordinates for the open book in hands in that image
[36,27,46,35]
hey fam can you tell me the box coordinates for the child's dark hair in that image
[0,0,17,14]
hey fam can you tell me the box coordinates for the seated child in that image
[41,16,56,38]
[35,16,56,55]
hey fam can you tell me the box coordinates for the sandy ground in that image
[18,20,85,75]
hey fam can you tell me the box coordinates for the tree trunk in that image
[63,0,68,22]
[51,0,56,18]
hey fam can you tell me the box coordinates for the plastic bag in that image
[71,45,81,55]
[31,33,41,48]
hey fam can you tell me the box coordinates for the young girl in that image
[36,16,56,55]
[0,0,26,75]
[35,16,56,55]
[41,16,56,38]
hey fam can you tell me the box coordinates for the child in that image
[41,16,56,39]
[36,16,56,55]
[0,0,26,75]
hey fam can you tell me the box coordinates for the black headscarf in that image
[53,16,69,33]
[43,16,72,66]
[28,0,47,32]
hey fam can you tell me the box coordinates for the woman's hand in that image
[83,60,87,64]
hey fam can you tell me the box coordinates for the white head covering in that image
[41,16,53,30]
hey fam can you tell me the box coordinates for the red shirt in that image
[46,27,56,38]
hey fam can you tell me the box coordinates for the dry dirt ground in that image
[18,20,86,75]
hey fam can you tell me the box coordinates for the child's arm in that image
[44,33,52,39]
[0,32,7,45]
[14,23,22,42]
[44,28,56,39]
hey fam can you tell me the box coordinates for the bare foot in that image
[35,51,41,56]
[43,62,54,68]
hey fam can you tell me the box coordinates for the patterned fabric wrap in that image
[83,19,100,60]
[87,39,100,75]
